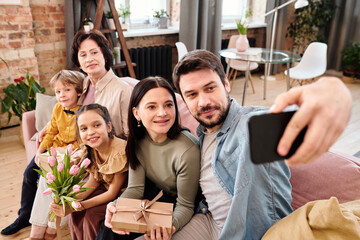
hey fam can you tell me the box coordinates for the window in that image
[115,0,170,28]
[222,0,248,23]
[222,0,266,25]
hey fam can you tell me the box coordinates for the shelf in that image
[92,0,136,78]
[100,29,116,33]
[112,61,137,69]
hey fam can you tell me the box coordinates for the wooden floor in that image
[0,73,359,240]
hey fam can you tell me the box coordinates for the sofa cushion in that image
[290,151,360,210]
[31,93,57,140]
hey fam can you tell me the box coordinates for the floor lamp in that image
[264,0,308,80]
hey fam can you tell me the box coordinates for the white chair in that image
[284,42,327,87]
[226,35,258,93]
[175,42,188,62]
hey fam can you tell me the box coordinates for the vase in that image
[121,23,129,31]
[108,18,115,29]
[113,46,121,64]
[158,17,168,29]
[236,34,249,52]
[83,25,90,32]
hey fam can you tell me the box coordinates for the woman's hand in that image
[49,200,72,217]
[144,226,176,240]
[104,202,130,235]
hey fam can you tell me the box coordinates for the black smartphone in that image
[248,111,307,164]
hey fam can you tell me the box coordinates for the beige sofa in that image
[21,77,360,211]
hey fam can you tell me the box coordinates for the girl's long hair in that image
[126,76,182,170]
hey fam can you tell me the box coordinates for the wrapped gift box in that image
[38,147,81,172]
[111,197,173,234]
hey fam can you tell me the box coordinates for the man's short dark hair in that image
[172,50,226,94]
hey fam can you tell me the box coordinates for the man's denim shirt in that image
[196,99,293,240]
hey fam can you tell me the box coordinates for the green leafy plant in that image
[118,4,131,24]
[235,8,252,35]
[153,9,169,18]
[0,56,8,69]
[342,42,360,77]
[105,9,120,19]
[286,0,336,54]
[112,48,118,58]
[1,71,45,123]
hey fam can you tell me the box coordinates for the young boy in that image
[35,70,84,160]
[0,70,84,238]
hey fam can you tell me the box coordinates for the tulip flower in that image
[67,144,73,155]
[57,163,64,172]
[72,201,82,210]
[48,156,56,167]
[46,172,56,183]
[50,147,57,157]
[80,158,91,168]
[69,165,80,176]
[73,185,81,193]
[43,188,52,195]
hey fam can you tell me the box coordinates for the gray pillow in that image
[30,93,57,140]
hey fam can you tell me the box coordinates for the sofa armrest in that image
[22,110,36,144]
[22,110,37,163]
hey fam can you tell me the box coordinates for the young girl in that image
[29,70,84,240]
[50,104,128,240]
[99,77,201,240]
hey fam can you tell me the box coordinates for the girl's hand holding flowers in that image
[50,199,71,217]
[35,144,91,221]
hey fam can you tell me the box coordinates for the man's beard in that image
[195,95,231,129]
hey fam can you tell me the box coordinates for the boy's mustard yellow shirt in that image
[40,103,80,150]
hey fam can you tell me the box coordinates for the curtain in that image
[327,0,360,71]
[65,0,82,69]
[179,0,223,54]
[265,0,289,74]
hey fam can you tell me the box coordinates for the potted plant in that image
[286,0,335,54]
[1,71,45,123]
[153,9,169,29]
[118,4,131,30]
[105,10,119,30]
[111,47,121,65]
[341,42,360,83]
[83,18,93,32]
[235,8,252,52]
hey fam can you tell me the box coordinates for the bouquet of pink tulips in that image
[35,144,91,221]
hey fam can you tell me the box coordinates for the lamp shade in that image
[295,0,309,9]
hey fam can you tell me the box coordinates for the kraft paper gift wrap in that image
[111,191,173,234]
